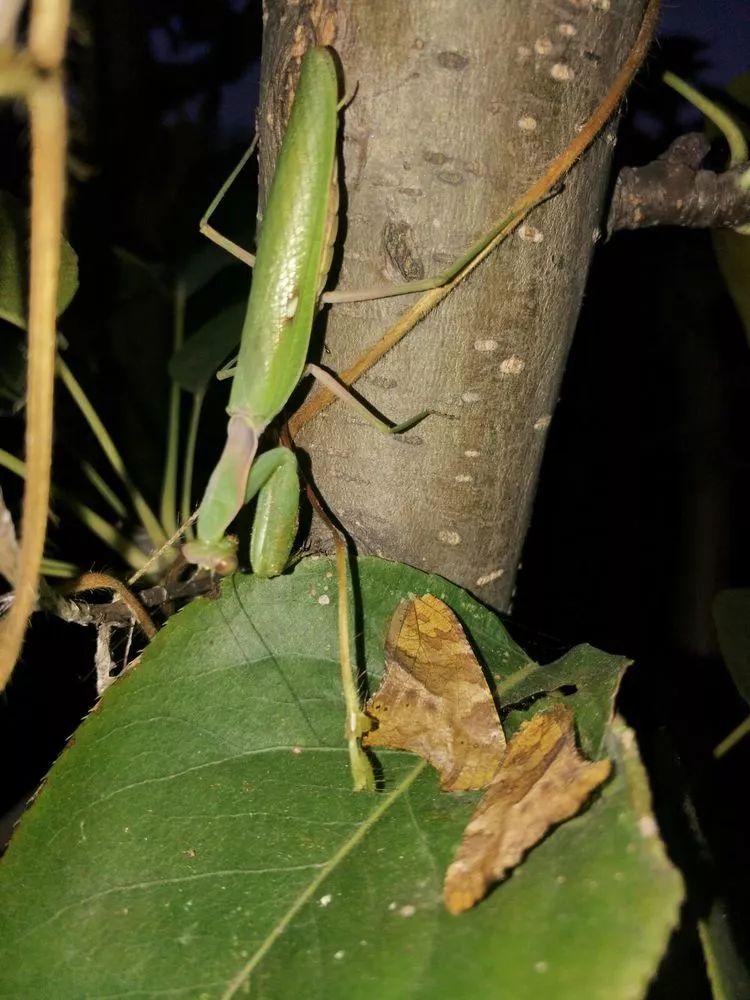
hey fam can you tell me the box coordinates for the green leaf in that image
[0,191,79,329]
[170,266,248,393]
[708,71,750,344]
[0,326,25,409]
[713,230,750,346]
[0,557,682,999]
[713,588,750,706]
[498,644,630,759]
[699,898,750,1000]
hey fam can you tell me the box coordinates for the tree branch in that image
[608,133,750,232]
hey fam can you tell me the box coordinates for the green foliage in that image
[0,557,682,999]
[497,644,629,757]
[170,265,249,393]
[713,229,750,345]
[0,191,79,329]
[713,588,750,707]
[709,70,750,344]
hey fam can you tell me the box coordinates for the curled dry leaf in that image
[443,704,612,915]
[364,593,506,790]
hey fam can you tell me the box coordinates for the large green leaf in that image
[0,557,682,999]
[709,71,750,345]
[713,229,750,346]
[0,192,79,329]
[713,588,750,707]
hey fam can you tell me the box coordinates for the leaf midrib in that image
[220,758,428,999]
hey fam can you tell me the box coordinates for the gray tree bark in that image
[259,0,649,612]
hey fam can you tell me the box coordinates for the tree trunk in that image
[259,0,648,612]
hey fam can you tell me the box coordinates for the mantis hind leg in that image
[305,364,429,434]
[246,447,300,578]
[200,135,258,267]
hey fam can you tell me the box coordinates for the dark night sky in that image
[660,0,749,86]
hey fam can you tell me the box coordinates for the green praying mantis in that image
[181,43,555,581]
[182,47,429,579]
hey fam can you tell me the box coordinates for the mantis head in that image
[182,536,239,576]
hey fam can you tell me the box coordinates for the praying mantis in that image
[181,43,546,581]
[182,47,427,580]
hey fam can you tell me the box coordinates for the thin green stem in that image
[160,279,185,536]
[40,557,78,577]
[80,460,128,519]
[180,390,204,540]
[56,355,167,547]
[663,71,748,168]
[714,714,750,759]
[0,447,147,570]
[334,536,374,792]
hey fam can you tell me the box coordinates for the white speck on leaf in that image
[461,390,481,403]
[319,894,333,907]
[464,449,480,458]
[558,22,577,36]
[535,961,549,974]
[518,115,537,132]
[455,474,473,483]
[334,950,345,960]
[534,414,551,431]
[534,37,553,55]
[388,901,398,911]
[399,904,417,917]
[474,338,498,352]
[318,594,330,606]
[475,568,504,587]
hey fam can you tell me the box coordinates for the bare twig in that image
[609,134,750,232]
[63,572,157,639]
[3,571,215,630]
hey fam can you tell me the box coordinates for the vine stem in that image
[0,0,69,689]
[289,0,660,437]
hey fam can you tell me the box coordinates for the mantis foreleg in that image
[244,447,299,579]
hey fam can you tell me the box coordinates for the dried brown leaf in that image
[443,704,612,914]
[364,594,505,790]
